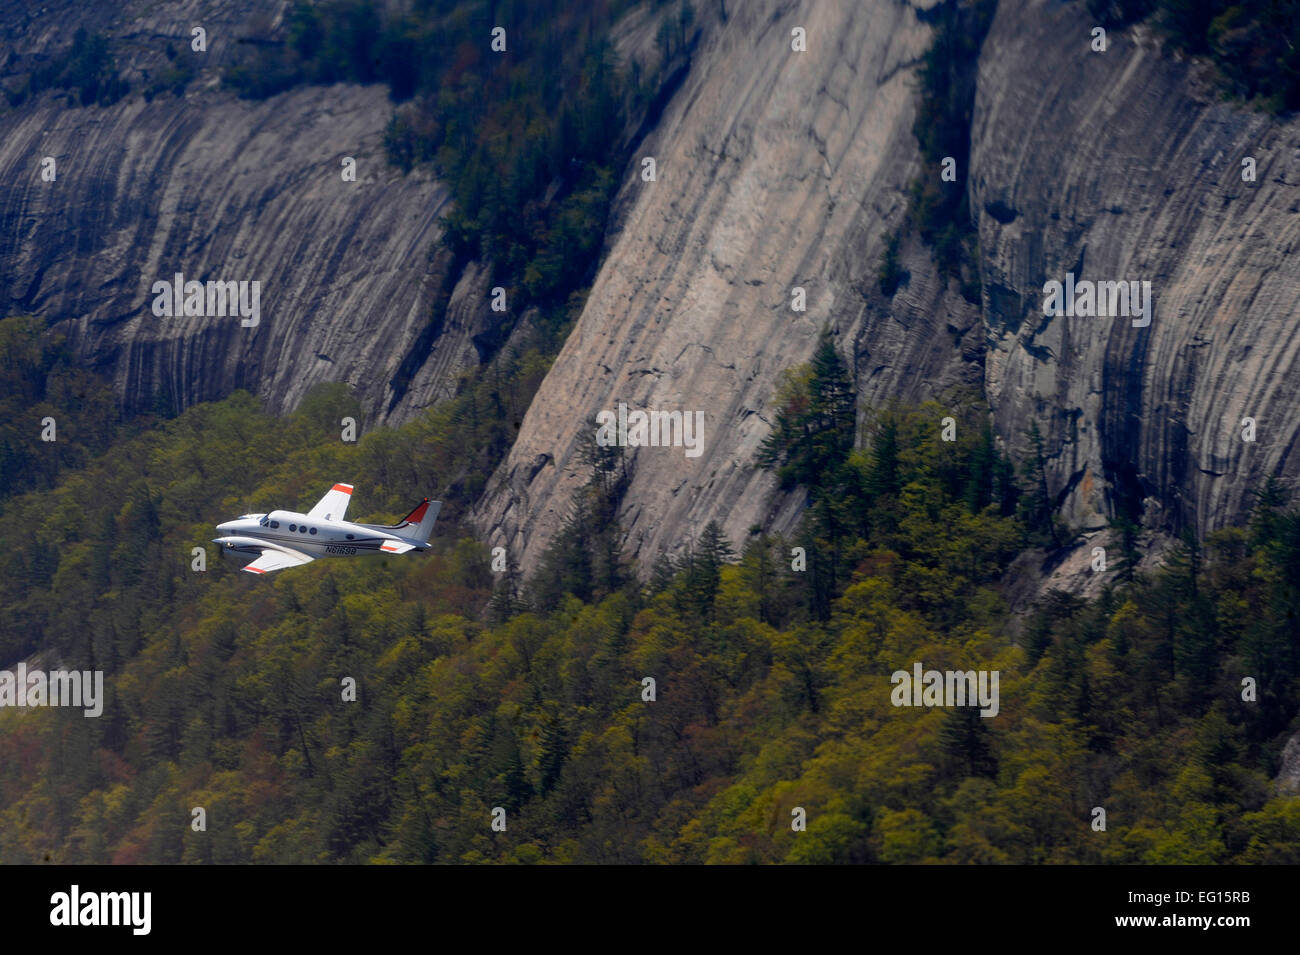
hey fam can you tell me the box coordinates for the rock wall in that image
[7,0,1300,574]
[478,0,1300,572]
[474,0,981,570]
[974,0,1300,537]
[0,0,494,426]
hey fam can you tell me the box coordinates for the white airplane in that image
[213,483,440,575]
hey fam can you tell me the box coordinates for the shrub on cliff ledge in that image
[9,28,128,108]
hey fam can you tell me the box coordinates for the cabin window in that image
[270,521,280,529]
[300,526,308,533]
[289,524,297,532]
[346,534,354,540]
[309,527,317,535]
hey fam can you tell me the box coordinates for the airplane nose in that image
[217,521,234,533]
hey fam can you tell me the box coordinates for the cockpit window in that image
[270,521,280,529]
[259,517,269,526]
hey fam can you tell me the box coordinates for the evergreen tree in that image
[681,521,734,620]
[740,533,777,625]
[938,704,998,780]
[1019,421,1061,547]
[757,329,856,495]
[647,551,678,596]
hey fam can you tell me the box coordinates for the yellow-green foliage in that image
[0,388,1297,864]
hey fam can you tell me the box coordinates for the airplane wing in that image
[242,548,315,575]
[379,540,415,554]
[307,483,353,521]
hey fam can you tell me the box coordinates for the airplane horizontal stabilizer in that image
[357,499,440,544]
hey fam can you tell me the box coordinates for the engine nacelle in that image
[212,536,269,562]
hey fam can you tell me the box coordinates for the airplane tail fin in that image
[356,498,441,544]
[395,498,440,543]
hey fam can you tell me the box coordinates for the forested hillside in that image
[4,0,1300,867]
[225,0,654,320]
[1,330,1297,863]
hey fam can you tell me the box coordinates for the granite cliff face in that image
[477,0,1300,572]
[973,0,1300,539]
[476,0,982,570]
[5,0,1299,575]
[0,0,496,425]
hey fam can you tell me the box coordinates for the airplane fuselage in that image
[214,510,430,560]
[214,485,438,575]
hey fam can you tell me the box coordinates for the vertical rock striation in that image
[478,0,1300,572]
[474,0,981,570]
[7,0,1299,573]
[0,0,497,427]
[973,0,1300,536]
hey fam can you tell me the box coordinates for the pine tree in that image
[938,704,997,780]
[865,413,900,500]
[806,329,857,486]
[1019,421,1061,547]
[757,328,856,495]
[741,533,777,625]
[647,551,678,596]
[682,520,734,620]
[537,712,569,797]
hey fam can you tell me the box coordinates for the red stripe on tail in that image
[400,499,429,526]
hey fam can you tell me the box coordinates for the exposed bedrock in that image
[973,0,1300,537]
[477,0,1300,572]
[474,0,980,570]
[0,1,495,427]
[6,0,1298,575]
